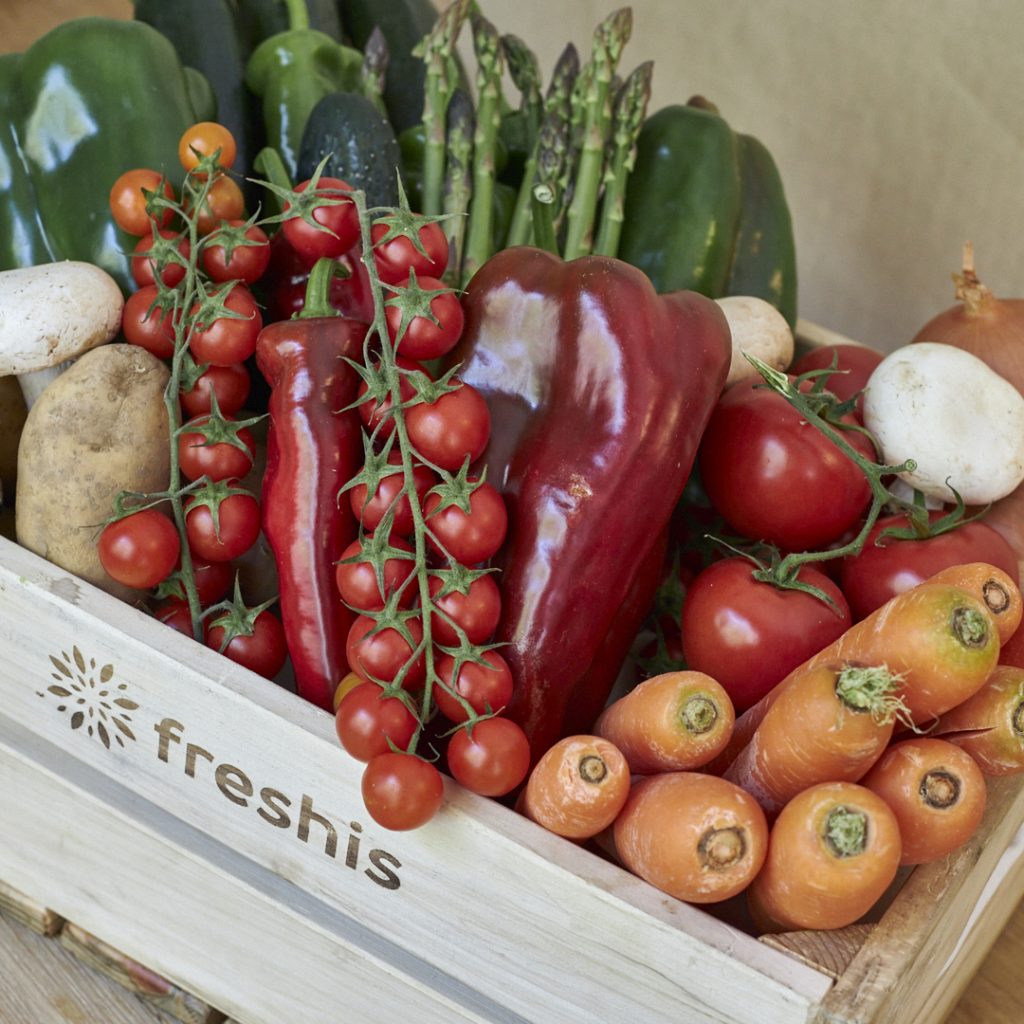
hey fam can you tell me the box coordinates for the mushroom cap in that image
[0,261,125,375]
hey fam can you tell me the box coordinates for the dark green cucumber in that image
[297,90,401,207]
[618,104,742,297]
[726,132,798,327]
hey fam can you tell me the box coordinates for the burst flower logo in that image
[37,646,139,749]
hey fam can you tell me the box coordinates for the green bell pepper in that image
[1,18,214,292]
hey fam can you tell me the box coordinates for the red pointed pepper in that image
[453,247,732,759]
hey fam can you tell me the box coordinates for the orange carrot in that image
[612,773,768,904]
[748,782,902,933]
[860,737,987,865]
[927,563,1022,645]
[724,662,907,815]
[594,671,735,774]
[519,735,631,840]
[932,665,1024,775]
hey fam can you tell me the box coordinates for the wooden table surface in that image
[1,2,1023,1023]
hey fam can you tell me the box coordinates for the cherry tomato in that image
[195,174,246,235]
[283,176,359,261]
[153,598,194,637]
[98,509,180,590]
[201,221,272,284]
[206,609,287,679]
[190,559,234,606]
[423,480,507,565]
[698,376,874,552]
[680,557,852,712]
[357,356,432,438]
[405,379,490,472]
[838,512,1021,621]
[179,363,251,418]
[428,572,501,646]
[446,717,531,797]
[434,650,514,723]
[122,285,178,359]
[372,220,448,284]
[178,416,256,482]
[185,489,261,562]
[335,536,416,612]
[130,230,190,288]
[335,681,419,762]
[346,614,426,687]
[349,454,436,536]
[361,752,444,831]
[385,276,465,361]
[189,284,263,366]
[333,672,364,712]
[790,343,885,419]
[109,168,174,236]
[178,122,238,174]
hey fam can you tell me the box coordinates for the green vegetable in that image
[236,0,343,47]
[0,18,214,291]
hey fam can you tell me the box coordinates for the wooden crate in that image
[2,326,1024,1023]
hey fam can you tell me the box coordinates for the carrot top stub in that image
[834,664,909,726]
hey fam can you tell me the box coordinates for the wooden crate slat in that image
[760,925,875,982]
[0,878,64,936]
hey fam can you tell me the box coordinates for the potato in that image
[16,344,170,603]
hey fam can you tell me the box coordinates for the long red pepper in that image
[256,259,366,710]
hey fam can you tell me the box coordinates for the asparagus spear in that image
[556,58,591,240]
[360,26,389,118]
[460,11,505,285]
[562,8,633,261]
[502,34,543,147]
[412,0,472,216]
[442,89,475,286]
[593,60,653,259]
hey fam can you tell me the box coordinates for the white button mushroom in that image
[714,295,794,387]
[0,261,125,407]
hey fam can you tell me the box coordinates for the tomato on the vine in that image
[361,752,444,831]
[184,489,261,562]
[349,453,436,536]
[428,572,501,646]
[189,284,263,366]
[357,356,431,438]
[179,363,250,418]
[790,342,885,418]
[405,379,490,472]
[446,717,531,797]
[346,614,426,687]
[372,220,448,284]
[98,509,180,590]
[283,176,359,261]
[335,681,418,762]
[178,416,256,482]
[335,536,415,612]
[179,122,237,174]
[385,276,465,361]
[201,220,272,284]
[122,285,178,359]
[698,376,874,552]
[423,480,507,565]
[838,512,1020,621]
[680,557,852,712]
[190,559,234,606]
[109,168,174,236]
[434,651,514,723]
[206,610,287,679]
[130,230,190,289]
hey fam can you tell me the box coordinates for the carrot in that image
[860,737,987,865]
[724,662,907,815]
[519,735,631,840]
[612,773,768,904]
[594,671,735,774]
[748,781,902,933]
[927,562,1022,645]
[932,665,1024,775]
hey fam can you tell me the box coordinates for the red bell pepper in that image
[454,247,732,759]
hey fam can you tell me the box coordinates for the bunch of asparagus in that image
[413,1,653,286]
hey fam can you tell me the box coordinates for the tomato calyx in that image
[175,392,264,465]
[879,484,988,544]
[383,267,458,335]
[335,529,418,611]
[370,182,450,264]
[204,577,276,654]
[425,458,484,516]
[184,478,256,541]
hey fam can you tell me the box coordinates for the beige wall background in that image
[4,0,1023,350]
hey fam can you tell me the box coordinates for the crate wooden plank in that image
[0,878,64,936]
[0,535,832,1024]
[760,925,875,982]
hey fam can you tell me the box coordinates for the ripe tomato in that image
[790,343,884,418]
[349,454,436,536]
[185,489,261,562]
[357,356,431,438]
[361,752,444,831]
[838,512,1021,621]
[189,284,263,366]
[698,376,874,552]
[283,176,359,261]
[98,509,180,590]
[122,285,178,359]
[190,559,234,606]
[680,557,852,712]
[206,609,287,679]
[335,536,416,612]
[423,480,507,565]
[179,363,250,418]
[335,681,418,762]
[178,416,256,482]
[130,230,190,288]
[109,168,174,236]
[446,717,531,797]
[179,121,237,174]
[153,598,194,637]
[405,379,490,472]
[385,276,465,361]
[201,221,272,284]
[434,651,514,723]
[372,220,448,285]
[195,174,246,234]
[346,614,426,687]
[428,572,501,646]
